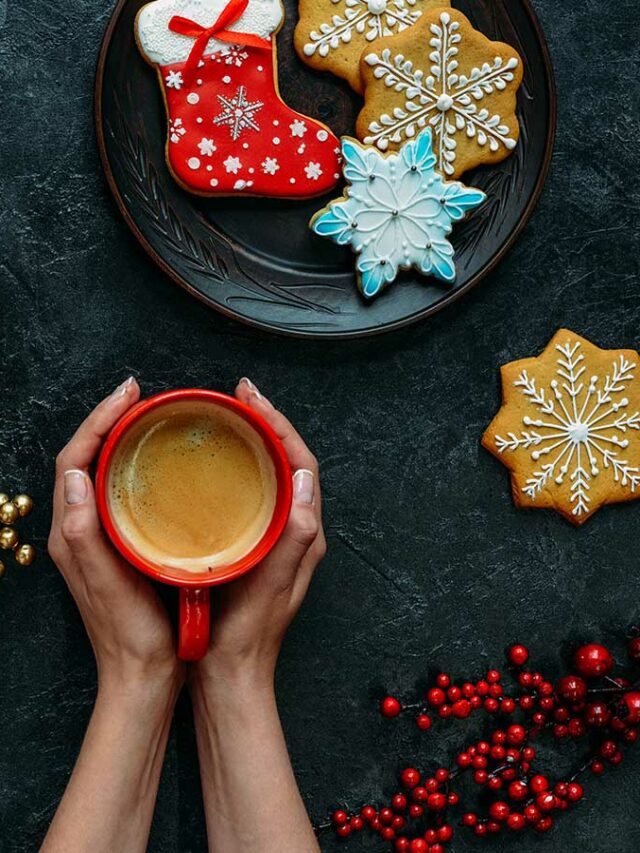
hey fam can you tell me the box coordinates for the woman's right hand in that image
[189,377,326,693]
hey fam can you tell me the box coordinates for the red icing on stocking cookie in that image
[136,0,341,197]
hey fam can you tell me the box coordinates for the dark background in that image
[1,1,639,852]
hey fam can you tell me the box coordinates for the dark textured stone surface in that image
[0,1,639,852]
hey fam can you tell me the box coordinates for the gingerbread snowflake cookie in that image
[135,0,341,197]
[310,128,485,298]
[356,8,523,178]
[294,0,449,94]
[483,330,640,526]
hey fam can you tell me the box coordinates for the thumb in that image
[260,469,318,580]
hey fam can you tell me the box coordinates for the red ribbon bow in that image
[169,0,271,84]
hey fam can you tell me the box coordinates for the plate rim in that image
[95,0,557,340]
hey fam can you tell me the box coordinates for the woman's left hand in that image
[47,377,184,692]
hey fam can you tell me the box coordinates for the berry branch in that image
[320,635,640,851]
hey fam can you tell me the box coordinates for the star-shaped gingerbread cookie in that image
[294,0,450,94]
[356,8,523,178]
[482,330,640,526]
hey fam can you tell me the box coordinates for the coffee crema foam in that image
[108,401,277,573]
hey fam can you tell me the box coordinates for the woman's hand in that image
[189,379,325,853]
[190,377,326,693]
[47,377,183,692]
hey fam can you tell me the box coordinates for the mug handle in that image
[178,588,210,660]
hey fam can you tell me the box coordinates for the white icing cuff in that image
[136,0,282,66]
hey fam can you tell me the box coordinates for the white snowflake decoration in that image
[213,86,264,141]
[311,128,484,298]
[169,117,186,143]
[165,69,183,90]
[303,0,423,58]
[290,119,308,138]
[217,45,249,67]
[362,11,519,175]
[197,138,216,156]
[495,340,640,519]
[305,162,323,180]
[262,157,280,175]
[223,155,242,174]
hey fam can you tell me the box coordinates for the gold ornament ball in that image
[0,493,8,506]
[0,527,18,550]
[13,494,34,518]
[0,501,19,525]
[0,560,5,580]
[15,544,35,566]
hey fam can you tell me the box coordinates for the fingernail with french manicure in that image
[112,376,134,399]
[64,470,89,506]
[293,469,314,505]
[240,376,262,398]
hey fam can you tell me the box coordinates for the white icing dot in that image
[196,117,203,124]
[222,75,231,84]
[317,129,329,142]
[273,119,279,126]
[206,165,213,171]
[290,178,295,184]
[249,167,255,174]
[334,173,340,179]
[242,143,249,149]
[247,180,254,187]
[196,79,203,86]
[209,178,219,187]
[257,65,264,72]
[188,157,201,170]
[273,137,280,145]
[187,92,200,105]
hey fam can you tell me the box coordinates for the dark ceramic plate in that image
[96,0,556,339]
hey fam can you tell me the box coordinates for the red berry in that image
[435,768,449,783]
[507,813,526,831]
[508,780,529,801]
[424,777,439,793]
[625,728,639,743]
[381,696,402,718]
[336,824,351,837]
[574,644,614,679]
[427,793,447,811]
[412,787,428,803]
[332,810,348,826]
[610,751,624,766]
[519,672,533,688]
[436,673,451,688]
[489,801,510,822]
[477,740,490,754]
[431,845,444,853]
[409,804,423,819]
[484,698,500,713]
[567,782,583,802]
[395,840,409,852]
[487,776,503,791]
[380,808,394,825]
[532,711,547,726]
[600,739,617,759]
[489,683,503,698]
[554,706,570,722]
[462,682,476,698]
[456,752,471,768]
[628,636,640,662]
[452,699,471,719]
[473,770,488,785]
[472,755,488,769]
[584,701,611,728]
[535,817,554,833]
[519,694,535,710]
[401,768,421,789]
[361,806,376,822]
[476,680,489,696]
[392,816,405,831]
[524,804,541,823]
[530,775,549,794]
[487,821,501,834]
[490,745,506,761]
[409,839,428,853]
[438,704,452,719]
[591,760,605,775]
[622,691,640,724]
[492,730,506,745]
[554,782,568,799]
[508,644,529,667]
[448,792,459,805]
[416,714,432,731]
[522,746,535,761]
[350,816,363,831]
[462,813,477,827]
[557,675,587,703]
[536,793,556,813]
[380,826,396,841]
[487,670,501,684]
[438,825,454,842]
[392,794,408,812]
[474,823,487,837]
[447,685,462,702]
[506,724,526,745]
[501,698,516,714]
[553,724,569,739]
[427,688,446,707]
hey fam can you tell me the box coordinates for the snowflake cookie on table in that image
[356,8,523,179]
[482,330,640,526]
[310,127,485,299]
[294,0,449,94]
[135,0,341,197]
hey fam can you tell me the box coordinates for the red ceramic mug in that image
[95,389,292,661]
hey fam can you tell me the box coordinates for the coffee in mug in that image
[107,399,277,572]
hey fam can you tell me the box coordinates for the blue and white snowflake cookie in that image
[310,128,485,299]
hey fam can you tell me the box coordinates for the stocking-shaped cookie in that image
[136,0,341,197]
